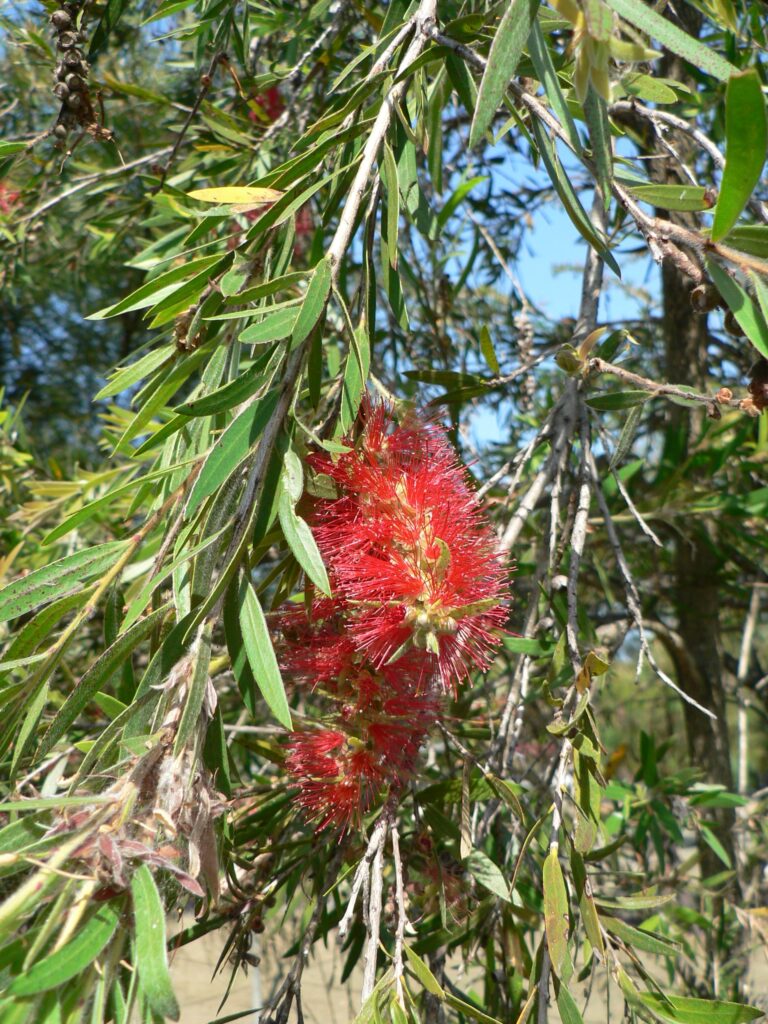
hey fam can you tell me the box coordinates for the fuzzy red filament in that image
[278,402,508,832]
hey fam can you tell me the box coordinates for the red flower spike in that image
[279,401,509,833]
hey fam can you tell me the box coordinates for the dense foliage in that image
[1,0,767,1022]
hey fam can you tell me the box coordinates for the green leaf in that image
[586,390,649,411]
[528,21,581,154]
[186,389,280,518]
[131,863,179,1021]
[464,849,510,902]
[724,226,768,259]
[603,0,736,81]
[291,257,332,348]
[88,255,222,320]
[530,118,620,276]
[404,944,444,996]
[707,261,768,360]
[639,995,763,1024]
[543,847,571,980]
[594,891,674,910]
[88,0,131,57]
[381,141,400,268]
[94,344,175,401]
[620,72,678,104]
[555,981,585,1024]
[0,141,27,157]
[8,902,121,996]
[711,70,767,242]
[239,307,299,345]
[469,0,541,148]
[699,824,731,868]
[278,493,331,596]
[443,992,503,1024]
[177,348,276,416]
[38,604,169,758]
[609,402,645,470]
[239,580,292,729]
[502,636,552,656]
[174,622,213,755]
[621,182,710,213]
[0,541,128,623]
[600,914,681,956]
[584,87,612,208]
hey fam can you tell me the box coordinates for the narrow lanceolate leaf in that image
[239,580,292,729]
[707,260,768,360]
[186,389,280,519]
[555,981,585,1024]
[278,495,331,596]
[620,182,710,213]
[403,945,444,997]
[528,21,581,154]
[174,622,213,754]
[0,541,128,624]
[186,186,283,206]
[530,118,620,277]
[239,307,299,345]
[39,604,169,758]
[609,402,645,470]
[8,902,121,996]
[543,846,571,980]
[711,70,768,242]
[603,0,736,82]
[131,864,180,1021]
[464,850,510,902]
[177,347,276,416]
[291,257,332,348]
[584,87,612,208]
[638,994,763,1024]
[469,0,540,148]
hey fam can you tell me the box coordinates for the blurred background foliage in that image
[0,0,768,1021]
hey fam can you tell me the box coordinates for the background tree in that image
[1,0,767,1022]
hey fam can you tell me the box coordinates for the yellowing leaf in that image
[186,186,284,207]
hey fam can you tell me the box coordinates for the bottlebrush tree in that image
[0,1,767,1023]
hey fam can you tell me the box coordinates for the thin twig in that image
[155,52,228,189]
[390,822,408,1008]
[337,812,389,942]
[585,447,716,719]
[327,0,437,276]
[736,586,761,795]
[19,148,172,222]
[362,822,386,1003]
[588,357,744,411]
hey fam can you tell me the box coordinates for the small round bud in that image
[715,387,733,404]
[50,10,72,29]
[748,357,768,412]
[690,283,720,313]
[53,123,68,138]
[56,31,78,49]
[723,310,745,337]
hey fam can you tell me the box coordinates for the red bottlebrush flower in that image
[278,401,508,833]
[0,183,21,215]
[285,729,384,832]
[249,86,285,124]
[310,402,509,690]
